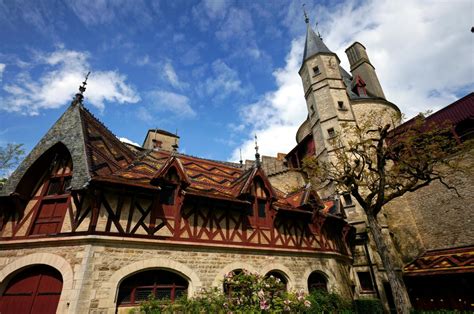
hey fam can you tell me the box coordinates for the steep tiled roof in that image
[79,106,136,176]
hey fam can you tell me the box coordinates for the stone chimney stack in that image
[345,42,385,99]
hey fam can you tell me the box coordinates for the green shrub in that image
[139,271,353,313]
[306,290,353,313]
[353,298,383,314]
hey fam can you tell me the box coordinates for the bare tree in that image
[303,111,468,314]
[0,143,24,187]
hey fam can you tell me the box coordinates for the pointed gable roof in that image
[150,155,191,189]
[233,166,276,200]
[0,102,136,196]
[302,22,334,63]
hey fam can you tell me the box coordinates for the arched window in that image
[26,145,73,236]
[265,270,288,291]
[308,271,328,293]
[0,265,63,314]
[117,269,188,306]
[223,269,243,296]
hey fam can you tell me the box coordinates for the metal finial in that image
[239,149,243,168]
[79,71,90,94]
[254,135,260,167]
[303,4,309,24]
[72,71,91,105]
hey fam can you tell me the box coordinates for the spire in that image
[254,135,261,168]
[302,13,333,63]
[72,71,90,106]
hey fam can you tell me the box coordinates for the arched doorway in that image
[117,269,188,307]
[308,271,328,293]
[0,265,63,314]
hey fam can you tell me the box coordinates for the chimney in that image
[345,42,385,99]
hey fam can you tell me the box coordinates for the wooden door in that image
[0,265,63,314]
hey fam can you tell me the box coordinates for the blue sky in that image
[0,0,473,165]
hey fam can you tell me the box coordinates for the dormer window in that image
[250,178,271,226]
[158,167,179,206]
[160,185,176,205]
[29,148,73,236]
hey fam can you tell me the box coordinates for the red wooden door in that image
[0,265,63,314]
[31,198,68,235]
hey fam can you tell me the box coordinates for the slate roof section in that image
[302,23,334,63]
[404,246,474,276]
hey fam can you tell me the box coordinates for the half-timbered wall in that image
[1,185,352,255]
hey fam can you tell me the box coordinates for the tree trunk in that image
[366,211,412,314]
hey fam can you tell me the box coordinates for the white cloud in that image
[230,0,473,161]
[204,60,243,100]
[230,38,306,162]
[1,49,140,115]
[163,61,186,89]
[321,0,473,118]
[148,90,196,118]
[119,137,140,146]
[0,63,5,81]
[202,0,228,20]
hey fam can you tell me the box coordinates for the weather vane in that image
[303,3,309,24]
[254,134,261,167]
[73,71,91,105]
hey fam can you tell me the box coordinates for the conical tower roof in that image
[302,20,333,63]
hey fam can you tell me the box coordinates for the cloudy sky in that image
[0,0,472,163]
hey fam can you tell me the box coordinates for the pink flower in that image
[304,300,311,308]
[260,299,270,310]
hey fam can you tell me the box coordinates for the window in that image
[224,269,243,296]
[258,200,266,218]
[117,269,188,306]
[342,193,353,206]
[30,152,72,236]
[357,272,375,292]
[327,128,336,138]
[249,178,270,226]
[159,185,176,205]
[152,139,162,149]
[265,271,288,292]
[308,272,327,293]
[337,101,346,110]
[313,66,320,76]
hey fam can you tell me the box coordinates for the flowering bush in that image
[139,270,351,313]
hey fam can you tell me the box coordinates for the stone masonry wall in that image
[384,149,474,263]
[0,239,353,314]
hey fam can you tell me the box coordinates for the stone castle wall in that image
[384,148,474,262]
[0,239,353,314]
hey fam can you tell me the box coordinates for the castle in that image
[0,16,472,314]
